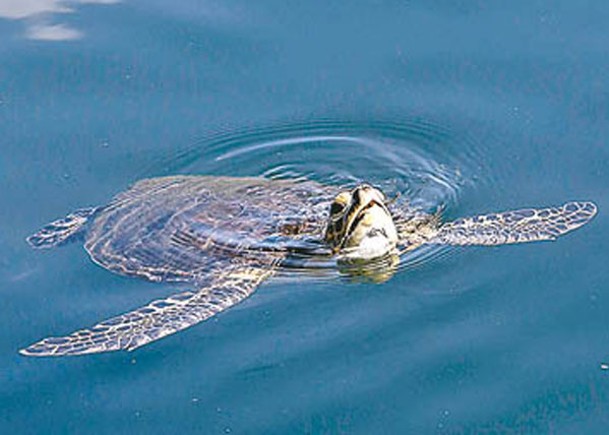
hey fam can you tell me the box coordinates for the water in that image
[1,1,608,433]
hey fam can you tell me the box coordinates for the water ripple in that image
[142,117,489,276]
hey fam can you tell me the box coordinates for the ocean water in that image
[1,1,608,433]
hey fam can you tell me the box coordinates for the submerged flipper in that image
[431,201,597,246]
[20,264,273,357]
[27,207,98,249]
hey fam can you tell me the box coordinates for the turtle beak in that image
[352,185,389,218]
[350,199,386,226]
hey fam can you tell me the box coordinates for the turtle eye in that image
[330,201,346,216]
[330,191,351,218]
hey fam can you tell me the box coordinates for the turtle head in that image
[324,184,398,259]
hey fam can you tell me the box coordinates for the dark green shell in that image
[84,176,334,282]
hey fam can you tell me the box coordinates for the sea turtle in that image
[21,176,597,356]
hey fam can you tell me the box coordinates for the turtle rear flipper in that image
[27,207,99,249]
[431,201,597,246]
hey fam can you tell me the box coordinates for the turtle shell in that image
[84,176,333,283]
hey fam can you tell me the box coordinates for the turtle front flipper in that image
[19,264,273,357]
[430,201,597,246]
[27,207,99,249]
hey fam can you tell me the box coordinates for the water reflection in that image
[0,0,120,41]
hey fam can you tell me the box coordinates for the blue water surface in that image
[1,1,609,433]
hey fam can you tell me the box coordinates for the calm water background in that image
[1,1,609,433]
